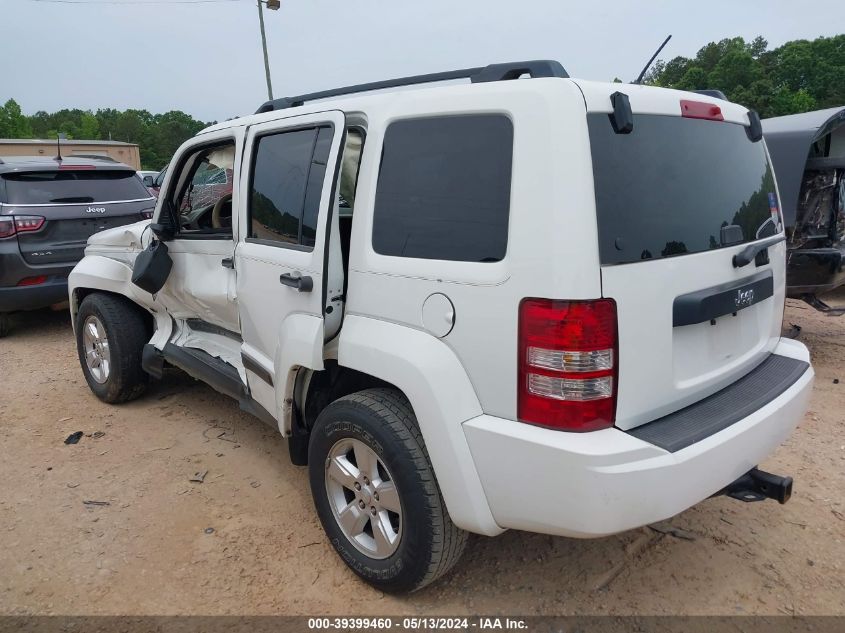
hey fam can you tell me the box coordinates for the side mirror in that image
[142,175,155,187]
[150,199,178,241]
[150,223,175,241]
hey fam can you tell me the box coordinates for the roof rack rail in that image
[256,60,568,114]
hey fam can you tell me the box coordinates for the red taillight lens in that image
[680,99,724,121]
[17,275,48,287]
[518,298,618,432]
[0,215,45,238]
[14,216,46,233]
[0,217,15,239]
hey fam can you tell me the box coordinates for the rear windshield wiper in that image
[733,234,786,268]
[50,196,95,203]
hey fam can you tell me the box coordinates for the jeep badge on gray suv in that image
[0,156,155,337]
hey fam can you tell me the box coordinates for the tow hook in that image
[717,467,793,505]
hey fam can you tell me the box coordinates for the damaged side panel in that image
[763,107,845,298]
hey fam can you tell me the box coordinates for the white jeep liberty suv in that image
[68,60,814,593]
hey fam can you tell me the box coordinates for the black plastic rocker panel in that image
[627,354,809,453]
[141,344,277,428]
[256,60,569,113]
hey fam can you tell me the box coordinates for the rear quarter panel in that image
[343,79,601,421]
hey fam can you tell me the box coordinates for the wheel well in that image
[73,288,153,336]
[301,361,397,432]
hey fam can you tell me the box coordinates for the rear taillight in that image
[0,217,15,239]
[518,298,618,432]
[15,216,46,232]
[0,215,45,239]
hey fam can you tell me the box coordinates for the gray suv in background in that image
[0,156,155,337]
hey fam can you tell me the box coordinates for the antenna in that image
[633,34,672,84]
[55,132,66,161]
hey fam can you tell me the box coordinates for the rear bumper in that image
[462,338,813,538]
[0,278,69,312]
[0,236,74,312]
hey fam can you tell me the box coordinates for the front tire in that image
[308,388,467,593]
[75,293,149,403]
[0,313,9,338]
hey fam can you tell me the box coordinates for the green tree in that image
[645,34,845,118]
[0,99,33,138]
[3,102,212,169]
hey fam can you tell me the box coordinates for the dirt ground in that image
[1,292,843,616]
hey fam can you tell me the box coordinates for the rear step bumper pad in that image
[627,354,809,453]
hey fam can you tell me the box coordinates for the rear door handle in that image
[221,257,234,269]
[280,272,313,292]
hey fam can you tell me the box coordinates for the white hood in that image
[86,219,151,251]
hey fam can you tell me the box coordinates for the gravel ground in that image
[0,292,843,615]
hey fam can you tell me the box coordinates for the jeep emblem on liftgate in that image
[86,207,106,214]
[735,288,755,308]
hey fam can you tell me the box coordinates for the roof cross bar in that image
[256,60,568,114]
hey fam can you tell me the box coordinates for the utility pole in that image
[257,0,280,101]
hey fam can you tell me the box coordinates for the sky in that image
[2,0,844,123]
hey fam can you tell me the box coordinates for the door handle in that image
[279,272,313,292]
[221,257,234,269]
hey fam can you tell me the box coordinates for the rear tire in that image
[308,388,467,593]
[0,313,9,338]
[76,293,149,403]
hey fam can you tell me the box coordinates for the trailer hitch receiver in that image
[717,467,793,505]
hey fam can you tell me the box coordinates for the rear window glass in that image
[588,114,779,265]
[372,114,513,262]
[1,169,152,205]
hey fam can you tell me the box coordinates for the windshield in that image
[588,113,780,265]
[1,169,152,205]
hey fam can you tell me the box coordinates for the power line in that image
[27,0,246,5]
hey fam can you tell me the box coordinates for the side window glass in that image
[301,127,333,248]
[372,115,513,262]
[172,144,235,236]
[248,125,334,249]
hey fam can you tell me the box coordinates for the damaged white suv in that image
[69,60,814,593]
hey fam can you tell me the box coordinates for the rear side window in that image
[588,114,779,265]
[372,114,514,262]
[1,170,152,205]
[248,126,332,249]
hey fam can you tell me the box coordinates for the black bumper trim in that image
[627,354,809,453]
[0,280,68,312]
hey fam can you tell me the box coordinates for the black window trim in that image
[166,137,237,241]
[245,121,336,252]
